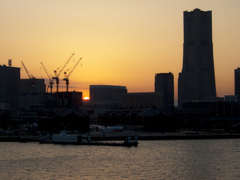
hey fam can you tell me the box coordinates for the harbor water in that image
[0,139,240,179]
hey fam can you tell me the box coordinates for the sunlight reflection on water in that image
[0,140,240,179]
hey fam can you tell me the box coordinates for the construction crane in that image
[63,58,82,92]
[40,62,54,93]
[53,53,74,98]
[21,61,36,93]
[21,61,35,79]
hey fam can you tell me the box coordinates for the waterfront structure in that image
[98,106,176,131]
[0,61,20,109]
[38,107,90,132]
[155,73,174,112]
[122,93,162,109]
[178,8,216,107]
[235,68,240,95]
[20,79,46,94]
[175,97,240,118]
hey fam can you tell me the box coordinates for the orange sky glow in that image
[1,0,240,100]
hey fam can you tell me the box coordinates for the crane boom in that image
[40,62,54,93]
[54,53,74,77]
[65,58,82,78]
[40,62,52,80]
[63,57,82,92]
[53,53,74,98]
[21,61,35,79]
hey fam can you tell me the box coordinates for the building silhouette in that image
[20,79,46,94]
[178,8,216,107]
[0,61,20,109]
[57,91,82,107]
[122,92,162,109]
[155,73,174,112]
[18,93,54,111]
[235,68,240,95]
[90,85,127,108]
[87,85,127,123]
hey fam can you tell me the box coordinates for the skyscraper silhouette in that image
[234,68,240,95]
[178,8,216,107]
[0,62,20,109]
[155,73,174,113]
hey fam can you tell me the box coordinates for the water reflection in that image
[0,140,240,179]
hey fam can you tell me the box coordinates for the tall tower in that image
[234,68,240,95]
[178,8,216,107]
[155,72,174,113]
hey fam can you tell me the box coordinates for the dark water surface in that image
[0,139,240,180]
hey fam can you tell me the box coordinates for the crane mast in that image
[40,62,54,93]
[53,53,74,98]
[63,58,82,92]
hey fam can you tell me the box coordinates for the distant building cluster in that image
[1,8,240,133]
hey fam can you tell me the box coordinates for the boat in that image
[39,131,138,147]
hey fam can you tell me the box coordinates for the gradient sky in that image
[1,0,240,100]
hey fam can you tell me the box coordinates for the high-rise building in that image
[235,68,240,95]
[0,61,20,109]
[178,8,216,107]
[155,73,174,112]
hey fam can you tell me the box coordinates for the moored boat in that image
[39,131,138,147]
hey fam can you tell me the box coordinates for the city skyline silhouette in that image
[1,1,240,100]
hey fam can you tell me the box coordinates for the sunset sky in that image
[1,0,240,100]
